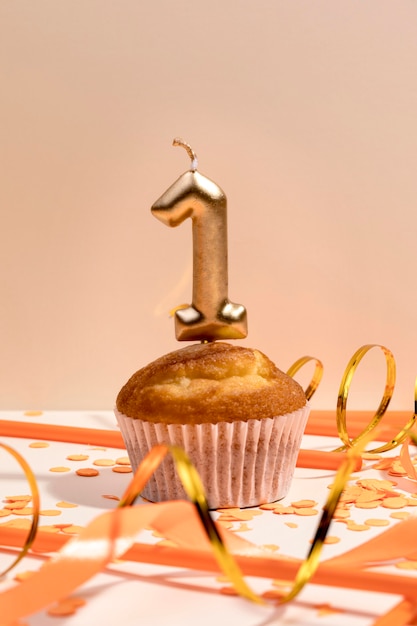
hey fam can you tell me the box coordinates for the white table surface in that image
[0,410,414,626]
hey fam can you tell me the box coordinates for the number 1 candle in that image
[151,138,248,342]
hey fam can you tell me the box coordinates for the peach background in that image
[1,1,416,411]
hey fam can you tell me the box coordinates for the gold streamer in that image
[334,344,415,454]
[286,356,324,401]
[118,444,262,604]
[0,442,40,576]
[279,437,366,603]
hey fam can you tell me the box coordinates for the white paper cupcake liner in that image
[115,404,310,509]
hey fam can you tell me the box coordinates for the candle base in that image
[175,301,247,341]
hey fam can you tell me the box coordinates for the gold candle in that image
[151,139,247,342]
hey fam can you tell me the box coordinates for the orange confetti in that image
[323,536,341,544]
[364,518,390,527]
[115,456,131,465]
[14,570,36,582]
[355,501,380,509]
[272,506,295,515]
[284,522,298,529]
[40,510,61,517]
[390,511,411,520]
[381,497,408,509]
[47,597,86,617]
[262,544,280,552]
[345,521,370,531]
[219,586,238,596]
[56,501,78,508]
[12,508,34,516]
[395,561,417,570]
[75,468,99,477]
[49,467,71,473]
[102,495,120,502]
[0,519,31,529]
[112,466,132,473]
[28,442,49,448]
[4,496,31,502]
[4,501,29,510]
[291,499,317,508]
[67,454,89,461]
[38,526,61,534]
[93,459,115,467]
[61,525,85,535]
[23,411,43,417]
[294,508,318,516]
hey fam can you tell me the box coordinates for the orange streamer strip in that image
[0,419,358,471]
[2,509,417,623]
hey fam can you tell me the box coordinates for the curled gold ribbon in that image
[118,444,262,604]
[334,344,416,454]
[287,356,324,401]
[0,442,40,576]
[280,436,368,603]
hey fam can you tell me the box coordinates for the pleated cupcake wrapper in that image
[115,405,310,509]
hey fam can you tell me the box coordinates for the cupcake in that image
[115,341,309,509]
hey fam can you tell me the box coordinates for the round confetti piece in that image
[364,518,390,527]
[67,454,89,461]
[261,589,285,600]
[28,442,49,448]
[219,586,238,596]
[102,494,120,502]
[284,522,298,529]
[56,501,78,508]
[115,456,131,465]
[354,501,379,509]
[37,525,61,533]
[0,510,11,518]
[53,523,75,529]
[14,570,36,582]
[112,466,132,474]
[334,508,351,519]
[47,602,77,617]
[4,495,31,502]
[294,508,318,516]
[346,521,370,531]
[395,561,417,570]
[323,536,340,544]
[39,509,62,517]
[272,506,295,515]
[261,544,280,552]
[76,468,99,477]
[291,499,317,508]
[381,497,408,509]
[61,525,85,535]
[23,410,43,417]
[12,508,34,516]
[93,458,115,467]
[49,467,71,473]
[258,503,282,511]
[0,519,31,529]
[390,511,410,520]
[5,501,28,510]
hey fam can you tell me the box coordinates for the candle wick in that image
[173,137,198,171]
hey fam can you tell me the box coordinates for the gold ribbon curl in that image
[279,437,367,603]
[117,440,363,606]
[286,356,324,401]
[118,444,262,604]
[0,442,40,576]
[334,344,415,454]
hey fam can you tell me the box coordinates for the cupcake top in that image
[116,342,306,424]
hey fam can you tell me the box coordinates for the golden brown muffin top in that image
[116,342,306,424]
